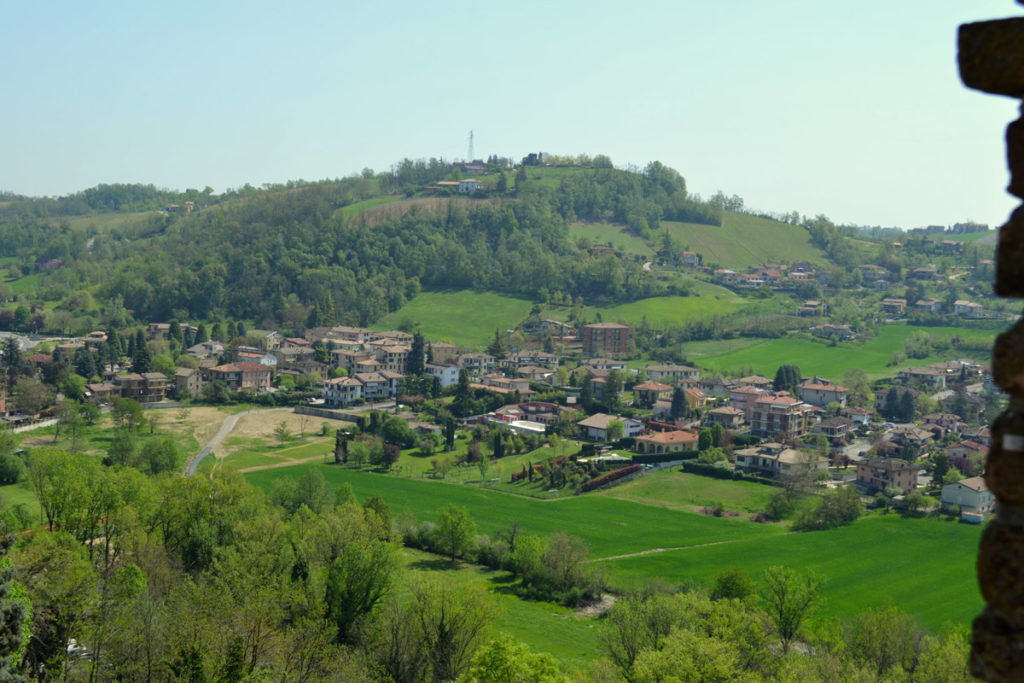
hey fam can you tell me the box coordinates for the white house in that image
[576,413,644,442]
[941,476,995,517]
[425,362,460,388]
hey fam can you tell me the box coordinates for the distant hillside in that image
[0,158,851,333]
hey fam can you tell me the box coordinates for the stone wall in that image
[959,8,1024,680]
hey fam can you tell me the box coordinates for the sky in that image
[1,1,1020,229]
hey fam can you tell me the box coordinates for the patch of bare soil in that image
[576,593,617,617]
[230,410,319,443]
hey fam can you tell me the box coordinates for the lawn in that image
[602,514,983,632]
[599,469,777,514]
[370,290,535,348]
[402,548,603,672]
[568,222,654,256]
[661,212,829,270]
[694,324,996,381]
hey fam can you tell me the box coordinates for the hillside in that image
[662,212,828,270]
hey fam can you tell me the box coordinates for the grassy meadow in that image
[692,324,996,381]
[245,463,981,632]
[370,290,535,347]
[661,212,828,270]
[567,222,654,256]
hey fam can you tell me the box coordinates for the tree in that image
[579,373,594,412]
[883,387,900,420]
[760,566,821,653]
[932,453,950,483]
[111,398,145,432]
[435,504,476,564]
[324,539,400,644]
[0,524,26,680]
[11,378,53,416]
[410,578,493,682]
[712,566,756,602]
[606,419,625,443]
[841,367,872,407]
[604,369,623,413]
[408,332,426,376]
[670,386,687,421]
[698,428,712,451]
[773,364,802,394]
[458,635,563,683]
[452,369,473,418]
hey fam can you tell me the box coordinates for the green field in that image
[603,514,982,632]
[65,211,153,232]
[244,464,981,631]
[600,469,777,514]
[334,195,402,221]
[371,290,535,348]
[694,324,996,381]
[582,288,746,329]
[662,212,828,270]
[245,464,776,559]
[568,222,654,256]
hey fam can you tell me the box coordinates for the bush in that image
[0,454,24,484]
[579,465,643,492]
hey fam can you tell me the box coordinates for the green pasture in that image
[583,290,746,329]
[694,324,996,381]
[65,212,153,232]
[661,212,828,270]
[245,464,980,632]
[603,514,982,632]
[245,464,777,559]
[371,290,534,348]
[599,469,777,514]
[402,548,602,671]
[568,222,654,256]
[334,196,402,221]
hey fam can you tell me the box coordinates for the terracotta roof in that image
[637,430,698,444]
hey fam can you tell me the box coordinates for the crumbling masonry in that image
[960,6,1024,680]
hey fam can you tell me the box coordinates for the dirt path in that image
[185,407,294,476]
[237,454,328,474]
[592,539,744,562]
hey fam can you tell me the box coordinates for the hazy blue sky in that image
[2,1,1020,228]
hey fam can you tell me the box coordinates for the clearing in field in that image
[567,222,654,256]
[662,211,828,270]
[371,289,535,348]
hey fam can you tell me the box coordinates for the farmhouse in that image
[208,362,272,392]
[881,298,908,315]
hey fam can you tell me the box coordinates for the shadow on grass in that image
[408,557,458,572]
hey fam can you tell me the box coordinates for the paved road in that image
[185,407,292,476]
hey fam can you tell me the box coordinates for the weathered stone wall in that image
[959,8,1024,680]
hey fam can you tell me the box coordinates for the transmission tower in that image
[467,130,474,162]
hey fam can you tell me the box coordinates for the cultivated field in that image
[370,290,535,347]
[661,212,828,269]
[692,324,996,380]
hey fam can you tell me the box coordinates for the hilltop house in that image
[577,413,643,442]
[734,443,827,480]
[856,457,921,495]
[941,476,995,517]
[634,429,698,455]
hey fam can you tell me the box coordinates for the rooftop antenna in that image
[467,130,474,163]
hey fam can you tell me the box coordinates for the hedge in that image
[579,465,643,492]
[631,450,699,465]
